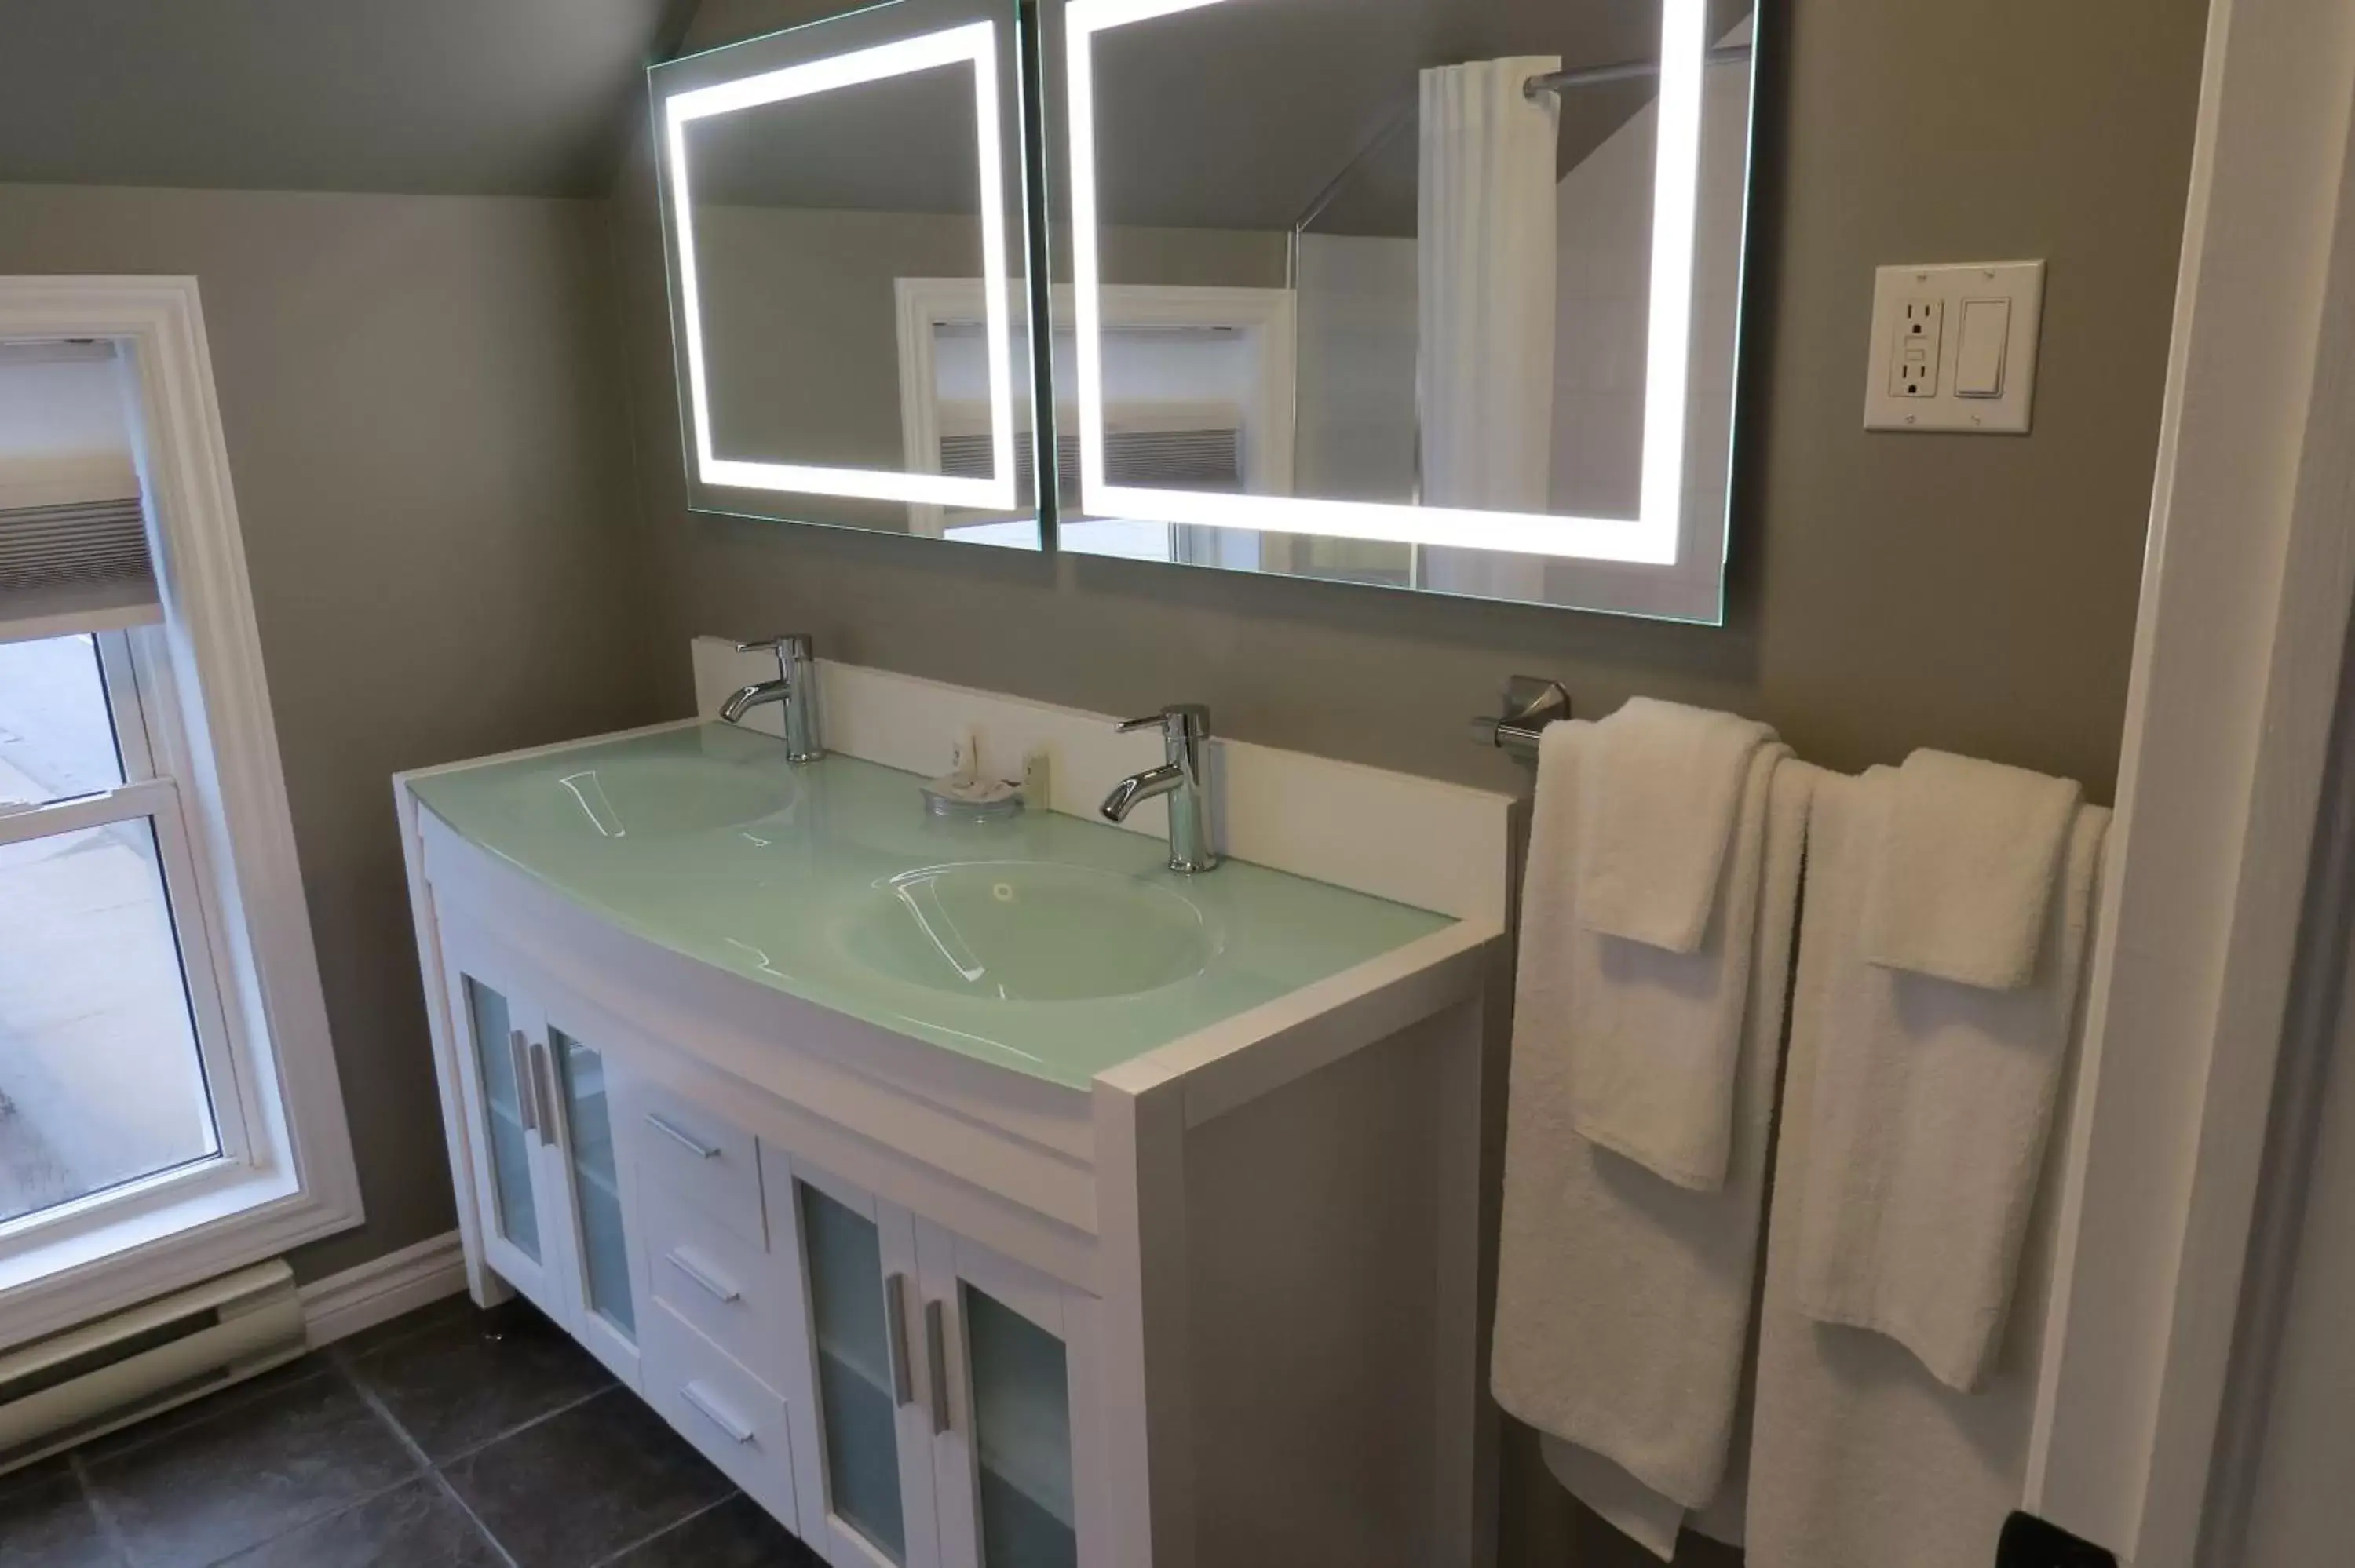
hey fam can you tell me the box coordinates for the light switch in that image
[1955,298,2010,398]
[1863,260,2044,433]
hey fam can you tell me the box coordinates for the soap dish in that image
[922,777,1025,822]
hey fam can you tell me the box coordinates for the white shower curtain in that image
[1418,56,1559,595]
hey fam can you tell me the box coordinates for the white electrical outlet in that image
[1864,261,2045,433]
[1889,300,1944,397]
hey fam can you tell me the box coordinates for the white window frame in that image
[0,276,360,1350]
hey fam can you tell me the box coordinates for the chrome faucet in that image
[720,634,823,763]
[1101,704,1219,873]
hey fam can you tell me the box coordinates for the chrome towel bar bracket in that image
[1470,676,1572,760]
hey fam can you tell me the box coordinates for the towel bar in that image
[1470,676,1572,760]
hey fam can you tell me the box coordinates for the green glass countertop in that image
[409,724,1455,1089]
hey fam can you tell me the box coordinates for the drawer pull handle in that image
[680,1381,755,1445]
[644,1111,721,1161]
[666,1249,742,1304]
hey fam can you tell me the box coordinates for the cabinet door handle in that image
[679,1382,755,1445]
[507,1030,537,1134]
[644,1111,721,1161]
[884,1271,915,1408]
[665,1249,742,1304]
[528,1041,557,1148]
[925,1297,951,1435]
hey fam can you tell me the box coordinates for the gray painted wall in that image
[0,183,666,1282]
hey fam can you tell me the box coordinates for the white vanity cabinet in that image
[767,1149,1105,1568]
[435,910,644,1389]
[397,675,1512,1568]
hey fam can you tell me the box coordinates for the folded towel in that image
[1746,773,2101,1568]
[1579,697,1778,955]
[1511,713,1786,1188]
[1863,749,2083,990]
[1493,740,1812,1557]
[1790,767,2108,1391]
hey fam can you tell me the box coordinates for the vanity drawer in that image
[632,1081,767,1249]
[643,1300,798,1526]
[641,1179,788,1391]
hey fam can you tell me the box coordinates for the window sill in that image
[0,1160,360,1352]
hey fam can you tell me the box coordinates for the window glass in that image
[0,816,218,1225]
[0,633,126,807]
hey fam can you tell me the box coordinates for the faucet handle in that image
[1116,704,1210,742]
[736,633,813,675]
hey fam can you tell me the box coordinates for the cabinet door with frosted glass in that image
[916,1220,1108,1568]
[542,1011,644,1388]
[436,924,568,1322]
[770,1153,945,1568]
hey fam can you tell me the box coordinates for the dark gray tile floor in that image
[0,1296,821,1568]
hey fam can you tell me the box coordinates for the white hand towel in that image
[1579,697,1778,954]
[1493,738,1812,1559]
[1790,767,2108,1391]
[1863,749,2083,990]
[1746,768,2101,1568]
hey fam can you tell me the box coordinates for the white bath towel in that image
[1493,735,1812,1557]
[1579,697,1778,955]
[1863,749,2082,991]
[1747,768,2101,1568]
[1790,768,2108,1391]
[1510,713,1784,1188]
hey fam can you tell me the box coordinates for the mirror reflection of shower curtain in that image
[1416,57,1559,598]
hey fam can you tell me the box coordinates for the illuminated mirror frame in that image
[659,19,1020,512]
[1064,0,1711,568]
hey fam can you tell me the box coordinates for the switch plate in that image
[1864,260,2044,433]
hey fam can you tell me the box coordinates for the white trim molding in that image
[2025,0,2355,1559]
[0,276,363,1349]
[299,1231,469,1348]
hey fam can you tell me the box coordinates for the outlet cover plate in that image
[1864,259,2046,433]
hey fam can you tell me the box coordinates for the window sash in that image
[0,769,252,1253]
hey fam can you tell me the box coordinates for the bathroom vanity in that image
[396,651,1512,1567]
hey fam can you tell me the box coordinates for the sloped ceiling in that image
[0,0,1747,221]
[0,0,689,196]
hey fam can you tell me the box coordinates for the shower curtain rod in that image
[1524,43,1753,100]
[1287,40,1756,250]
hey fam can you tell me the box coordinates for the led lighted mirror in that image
[1049,0,1758,618]
[651,2,1041,549]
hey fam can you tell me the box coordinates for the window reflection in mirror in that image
[1049,0,1758,619]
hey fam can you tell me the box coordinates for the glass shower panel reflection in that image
[799,1182,908,1563]
[964,1286,1076,1568]
[464,979,539,1262]
[553,1030,632,1336]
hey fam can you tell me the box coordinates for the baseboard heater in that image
[0,1260,305,1474]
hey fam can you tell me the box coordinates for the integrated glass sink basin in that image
[839,862,1218,1002]
[534,756,798,841]
[411,727,1459,1088]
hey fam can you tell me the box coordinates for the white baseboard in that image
[298,1231,467,1348]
